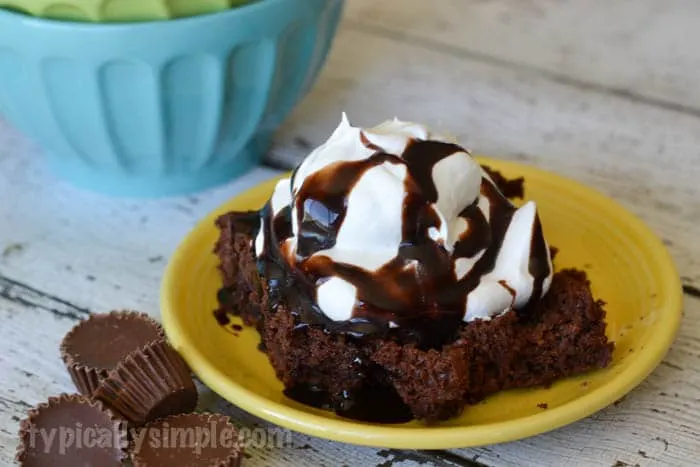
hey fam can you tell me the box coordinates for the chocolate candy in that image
[16,394,127,467]
[131,413,243,467]
[61,311,164,396]
[95,339,198,425]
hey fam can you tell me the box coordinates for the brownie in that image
[213,170,614,422]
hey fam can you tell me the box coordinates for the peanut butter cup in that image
[60,311,165,396]
[131,413,243,467]
[95,339,198,425]
[16,394,127,467]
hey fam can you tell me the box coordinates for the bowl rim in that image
[160,157,684,449]
[0,0,331,29]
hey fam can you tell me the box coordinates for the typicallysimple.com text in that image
[23,421,293,455]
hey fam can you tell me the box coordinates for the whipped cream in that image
[255,115,553,326]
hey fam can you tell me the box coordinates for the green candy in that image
[0,0,253,22]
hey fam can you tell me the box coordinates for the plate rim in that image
[161,157,683,449]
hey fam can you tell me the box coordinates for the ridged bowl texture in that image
[0,0,344,196]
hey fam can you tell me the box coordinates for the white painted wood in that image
[344,0,700,112]
[2,2,700,466]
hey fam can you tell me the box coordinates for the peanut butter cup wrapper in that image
[131,413,243,467]
[95,339,198,426]
[16,393,128,467]
[60,310,164,396]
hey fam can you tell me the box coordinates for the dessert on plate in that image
[214,115,614,423]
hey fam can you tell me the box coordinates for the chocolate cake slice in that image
[213,170,613,422]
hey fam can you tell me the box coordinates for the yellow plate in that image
[161,157,682,449]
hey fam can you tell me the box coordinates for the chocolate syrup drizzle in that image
[255,139,551,348]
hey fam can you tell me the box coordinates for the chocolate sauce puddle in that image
[284,381,413,424]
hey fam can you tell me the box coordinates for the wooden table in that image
[2,1,699,465]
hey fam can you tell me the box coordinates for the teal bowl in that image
[0,0,343,196]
